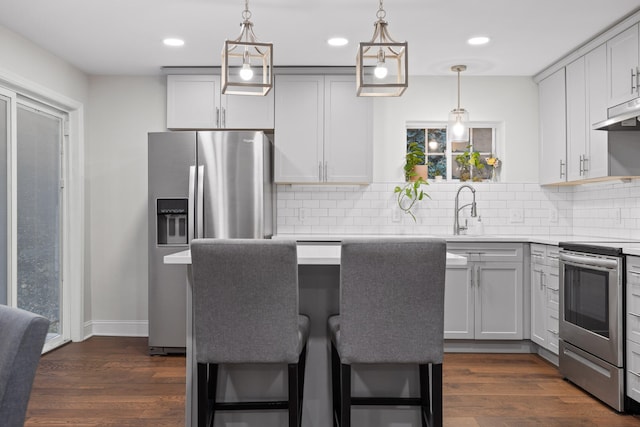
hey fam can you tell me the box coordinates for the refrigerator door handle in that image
[188,165,196,242]
[197,165,205,238]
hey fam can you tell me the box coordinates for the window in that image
[406,123,498,181]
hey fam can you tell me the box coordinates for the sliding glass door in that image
[0,94,7,306]
[15,101,66,350]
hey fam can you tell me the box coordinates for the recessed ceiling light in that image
[467,36,490,46]
[328,37,349,47]
[163,38,185,47]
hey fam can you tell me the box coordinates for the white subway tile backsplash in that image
[275,179,640,238]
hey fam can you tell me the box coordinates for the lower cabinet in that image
[445,243,524,340]
[530,243,560,355]
[627,256,640,403]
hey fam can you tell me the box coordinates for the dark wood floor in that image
[24,337,640,426]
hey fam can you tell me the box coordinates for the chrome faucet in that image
[454,184,477,235]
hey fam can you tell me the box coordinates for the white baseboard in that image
[83,320,149,339]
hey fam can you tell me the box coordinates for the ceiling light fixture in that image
[163,38,185,47]
[328,37,349,47]
[467,36,490,46]
[221,0,273,96]
[448,65,469,142]
[356,0,408,97]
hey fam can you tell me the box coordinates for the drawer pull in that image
[548,329,558,335]
[629,312,640,318]
[629,370,640,379]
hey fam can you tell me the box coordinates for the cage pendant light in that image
[221,0,273,96]
[356,0,408,97]
[448,65,469,142]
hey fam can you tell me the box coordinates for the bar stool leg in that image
[432,363,443,427]
[288,362,300,427]
[340,363,351,427]
[197,363,208,427]
[330,343,341,427]
[419,364,430,427]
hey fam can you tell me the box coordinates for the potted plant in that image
[455,146,484,182]
[404,142,427,181]
[395,142,429,221]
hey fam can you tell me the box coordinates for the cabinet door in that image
[530,257,547,347]
[475,262,523,340]
[566,57,587,182]
[323,76,372,183]
[607,24,640,107]
[444,265,474,339]
[627,340,640,403]
[167,75,220,129]
[586,43,609,179]
[628,256,640,344]
[222,89,274,129]
[539,69,567,185]
[274,75,324,183]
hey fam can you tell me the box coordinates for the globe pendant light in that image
[448,65,469,142]
[221,0,273,96]
[356,0,408,97]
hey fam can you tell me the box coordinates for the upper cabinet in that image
[166,75,274,129]
[607,24,640,108]
[538,68,566,185]
[274,74,372,184]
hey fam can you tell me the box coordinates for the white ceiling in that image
[0,0,639,76]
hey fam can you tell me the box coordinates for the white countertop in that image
[164,245,467,266]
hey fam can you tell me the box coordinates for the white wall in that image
[373,76,539,182]
[0,25,88,104]
[86,75,166,334]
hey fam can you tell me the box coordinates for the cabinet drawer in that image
[628,280,640,344]
[448,243,523,262]
[627,340,640,403]
[547,246,560,268]
[628,256,640,286]
[547,308,559,355]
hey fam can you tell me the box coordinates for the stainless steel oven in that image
[559,243,624,412]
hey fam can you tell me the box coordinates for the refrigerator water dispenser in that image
[156,198,187,245]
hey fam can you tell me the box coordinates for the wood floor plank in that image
[23,337,640,426]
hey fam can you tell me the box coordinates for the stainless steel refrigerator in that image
[147,130,274,355]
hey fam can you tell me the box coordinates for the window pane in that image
[17,105,61,337]
[406,128,425,163]
[451,140,468,153]
[426,128,446,154]
[472,128,493,152]
[428,155,446,179]
[0,97,7,305]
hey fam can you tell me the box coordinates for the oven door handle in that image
[559,252,619,270]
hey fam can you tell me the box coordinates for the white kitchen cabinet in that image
[445,243,524,340]
[607,24,640,108]
[538,68,567,185]
[628,255,640,403]
[530,244,560,355]
[566,57,587,182]
[166,74,274,129]
[585,43,609,179]
[274,74,372,184]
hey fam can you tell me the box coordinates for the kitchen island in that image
[165,242,466,427]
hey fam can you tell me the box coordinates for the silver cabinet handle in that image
[579,155,584,176]
[324,161,328,182]
[221,107,226,128]
[560,160,565,178]
[582,156,588,174]
[216,107,220,128]
[629,312,640,318]
[632,68,637,94]
[197,165,204,238]
[188,165,196,242]
[318,161,322,181]
[630,370,640,378]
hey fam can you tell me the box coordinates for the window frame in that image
[406,121,502,181]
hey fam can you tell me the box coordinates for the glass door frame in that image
[7,93,70,352]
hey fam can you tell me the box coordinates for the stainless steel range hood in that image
[594,98,640,131]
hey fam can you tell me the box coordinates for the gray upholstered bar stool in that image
[328,238,447,427]
[190,239,310,427]
[0,305,50,427]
